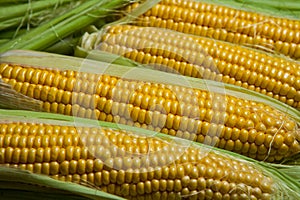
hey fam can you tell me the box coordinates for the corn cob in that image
[80,25,300,109]
[0,110,300,199]
[0,50,299,163]
[125,0,300,59]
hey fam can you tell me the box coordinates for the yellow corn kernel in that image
[89,25,300,109]
[0,122,275,199]
[126,0,300,59]
[1,63,300,162]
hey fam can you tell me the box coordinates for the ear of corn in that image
[78,24,300,110]
[124,0,300,59]
[1,50,300,163]
[1,109,300,199]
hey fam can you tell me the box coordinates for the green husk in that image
[45,36,80,55]
[75,46,140,67]
[0,0,41,5]
[196,0,300,20]
[272,164,300,181]
[103,0,162,28]
[0,167,124,200]
[44,25,106,55]
[236,0,300,10]
[0,28,28,40]
[0,108,300,199]
[0,0,82,32]
[0,0,74,22]
[0,0,134,53]
[0,39,8,45]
